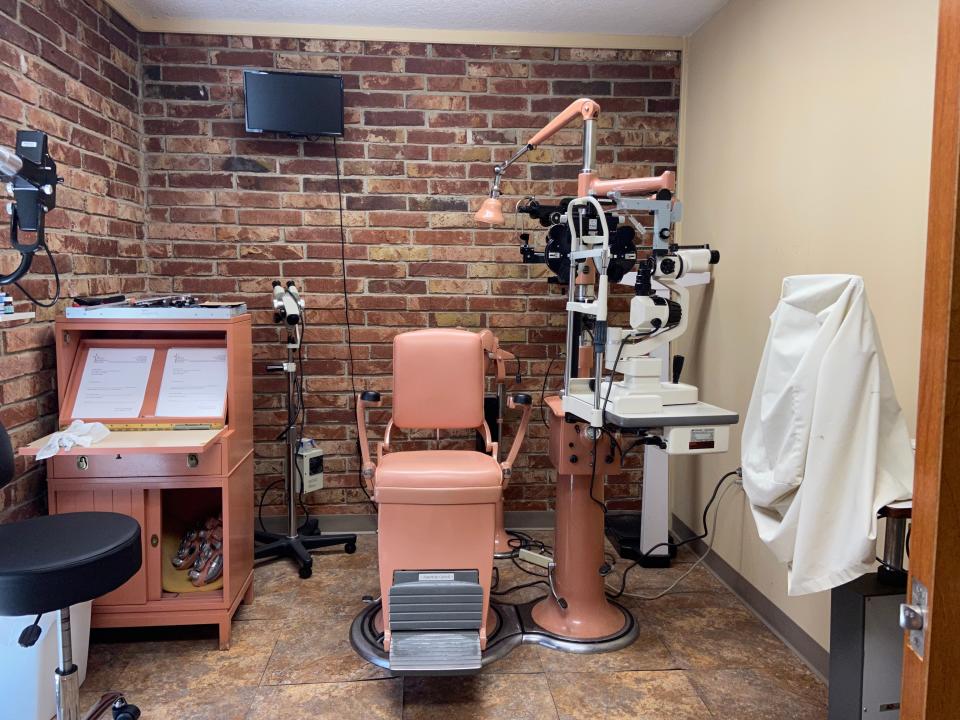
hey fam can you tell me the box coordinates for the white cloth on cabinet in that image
[36,420,110,460]
[741,275,913,596]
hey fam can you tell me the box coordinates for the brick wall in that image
[138,34,681,520]
[0,0,144,522]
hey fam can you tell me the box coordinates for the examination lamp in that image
[474,97,676,226]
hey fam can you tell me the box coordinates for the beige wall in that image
[674,0,938,650]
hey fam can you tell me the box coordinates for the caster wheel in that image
[344,542,357,555]
[113,703,141,720]
[299,564,312,579]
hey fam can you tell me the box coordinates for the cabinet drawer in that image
[51,444,222,479]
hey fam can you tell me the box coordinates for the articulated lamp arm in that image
[475,98,600,225]
[475,97,676,226]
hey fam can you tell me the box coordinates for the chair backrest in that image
[392,328,484,430]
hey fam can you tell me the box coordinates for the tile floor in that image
[80,533,827,719]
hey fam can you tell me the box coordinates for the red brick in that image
[142,47,209,64]
[341,56,401,72]
[467,62,528,78]
[344,91,404,109]
[210,50,275,67]
[469,95,528,111]
[426,76,487,93]
[405,57,465,75]
[614,81,675,96]
[428,112,488,129]
[530,63,590,78]
[363,41,427,56]
[489,78,549,94]
[363,109,424,126]
[360,74,424,91]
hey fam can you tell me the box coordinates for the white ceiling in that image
[128,0,728,37]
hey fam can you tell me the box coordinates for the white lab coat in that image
[741,275,913,596]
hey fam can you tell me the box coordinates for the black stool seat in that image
[0,512,141,616]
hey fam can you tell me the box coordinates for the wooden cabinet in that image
[22,316,254,649]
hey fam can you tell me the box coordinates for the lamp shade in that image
[474,197,504,226]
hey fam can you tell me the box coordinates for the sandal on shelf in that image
[171,528,200,569]
[188,526,223,585]
[197,515,222,542]
[190,542,223,587]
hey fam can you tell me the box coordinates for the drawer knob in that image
[151,534,159,548]
[76,456,89,470]
[187,453,200,468]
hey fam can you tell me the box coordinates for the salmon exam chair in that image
[353,328,532,674]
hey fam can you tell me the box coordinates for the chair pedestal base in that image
[350,597,637,674]
[255,529,357,579]
[530,470,627,639]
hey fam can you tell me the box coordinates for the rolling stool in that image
[0,512,143,720]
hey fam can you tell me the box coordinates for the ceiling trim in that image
[105,0,686,49]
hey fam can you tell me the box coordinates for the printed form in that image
[155,347,228,418]
[72,347,155,419]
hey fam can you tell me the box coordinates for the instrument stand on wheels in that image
[255,280,356,578]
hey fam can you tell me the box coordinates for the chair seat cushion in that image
[375,451,502,505]
[0,512,141,616]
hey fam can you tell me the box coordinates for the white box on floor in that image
[0,601,92,720]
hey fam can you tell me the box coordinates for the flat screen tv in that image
[243,69,344,136]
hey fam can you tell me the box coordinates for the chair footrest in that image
[389,630,482,673]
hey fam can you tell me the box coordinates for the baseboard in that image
[672,515,831,681]
[258,509,557,536]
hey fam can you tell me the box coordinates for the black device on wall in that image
[243,70,344,137]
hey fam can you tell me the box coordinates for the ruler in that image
[62,422,225,431]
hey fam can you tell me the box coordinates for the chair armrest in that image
[356,391,382,492]
[501,393,533,480]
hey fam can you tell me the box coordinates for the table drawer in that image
[51,444,222,479]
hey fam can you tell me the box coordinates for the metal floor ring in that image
[349,597,639,671]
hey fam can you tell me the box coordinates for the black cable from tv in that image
[333,136,377,511]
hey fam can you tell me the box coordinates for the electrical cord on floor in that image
[257,479,284,533]
[614,481,737,601]
[606,468,741,599]
[506,529,553,556]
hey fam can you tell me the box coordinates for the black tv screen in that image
[243,70,344,136]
